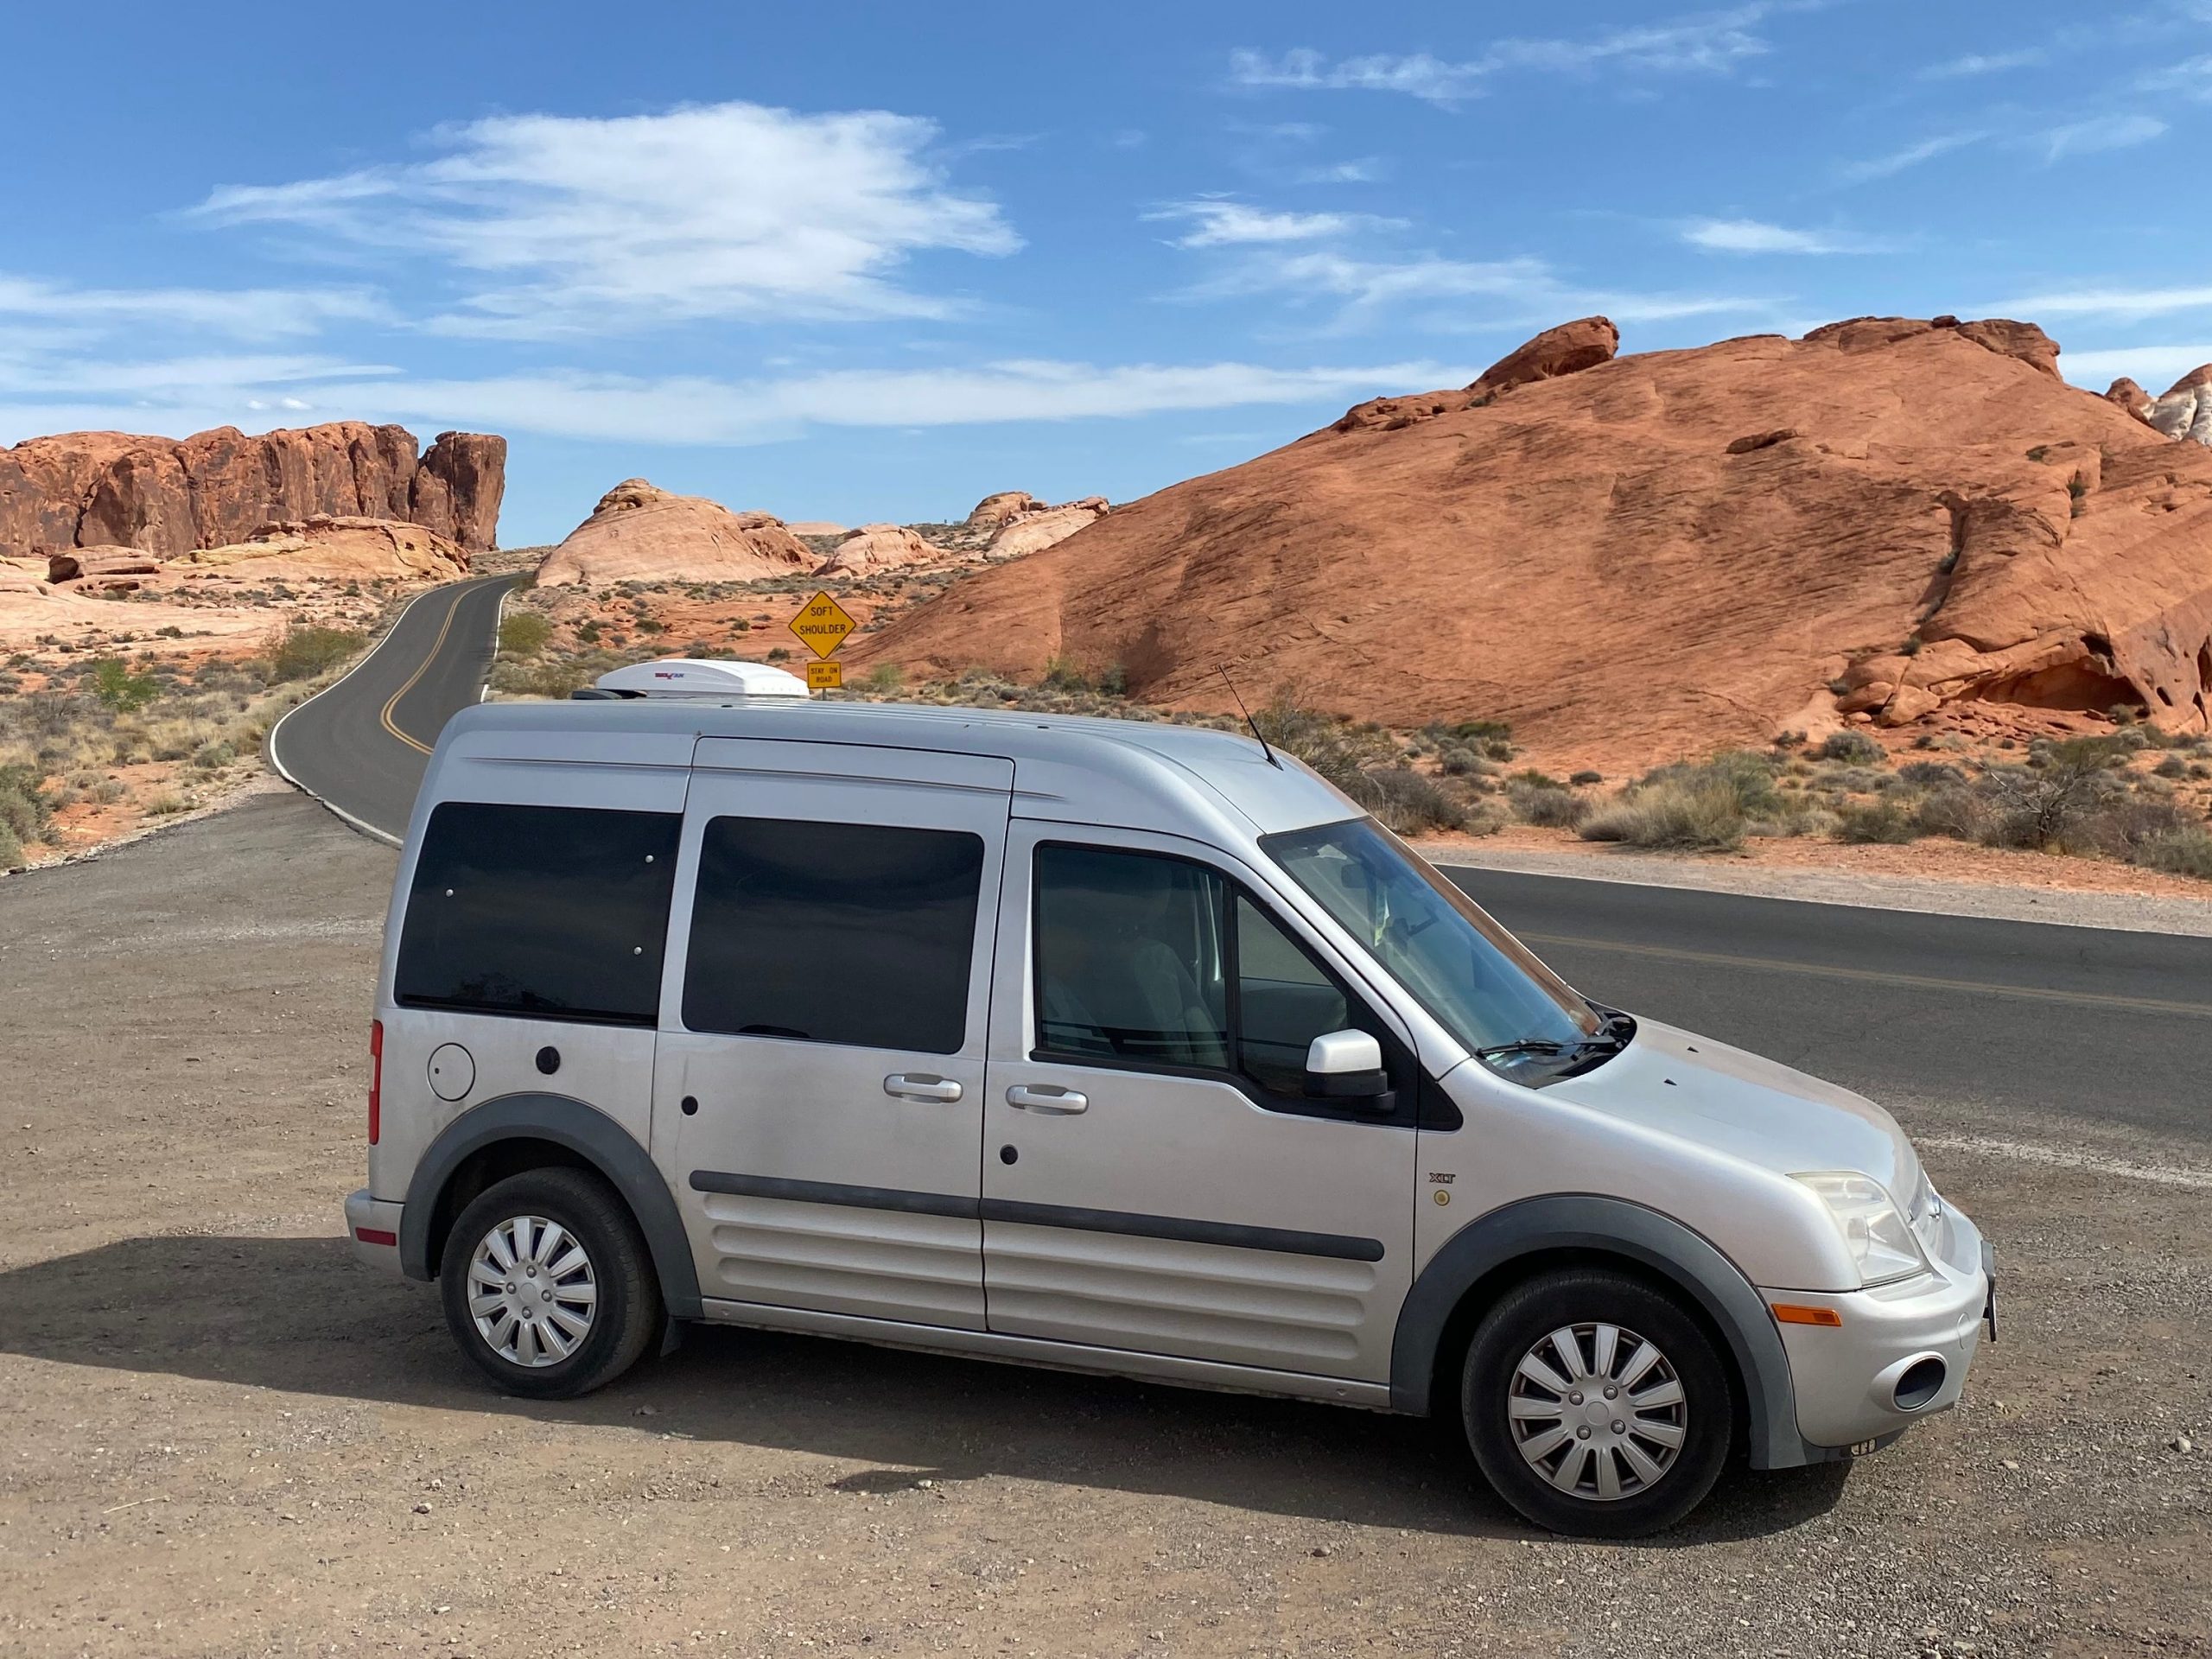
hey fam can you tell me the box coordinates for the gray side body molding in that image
[1389,1194,1806,1471]
[399,1092,704,1320]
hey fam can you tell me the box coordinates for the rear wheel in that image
[1460,1268,1732,1537]
[439,1167,661,1400]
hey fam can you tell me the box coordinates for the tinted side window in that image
[396,802,681,1025]
[1034,845,1229,1069]
[1236,894,1353,1096]
[683,817,984,1054]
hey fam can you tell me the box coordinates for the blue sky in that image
[4,1,2210,545]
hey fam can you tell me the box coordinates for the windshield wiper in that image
[1474,1039,1580,1062]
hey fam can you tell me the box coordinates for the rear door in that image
[654,739,1012,1330]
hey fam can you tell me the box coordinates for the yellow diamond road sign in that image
[790,591,855,659]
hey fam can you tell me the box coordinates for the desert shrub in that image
[269,623,365,683]
[0,821,23,870]
[1580,775,1747,851]
[574,619,604,645]
[2082,797,2196,860]
[1509,780,1588,829]
[143,793,188,817]
[1833,798,1921,844]
[89,658,159,713]
[1912,785,1989,841]
[1438,745,1489,777]
[2153,755,2187,779]
[2133,826,2212,879]
[1817,729,1885,765]
[191,741,238,771]
[0,763,52,845]
[1569,770,1604,786]
[1355,767,1465,835]
[858,663,904,695]
[497,657,596,700]
[1975,741,2126,849]
[498,611,553,657]
[1252,690,1396,794]
[1897,761,1968,789]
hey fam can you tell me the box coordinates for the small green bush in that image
[0,821,24,871]
[1569,770,1604,786]
[269,623,365,683]
[1509,781,1588,830]
[498,611,553,658]
[1833,798,1920,844]
[1580,775,1747,851]
[2133,826,2212,879]
[1355,767,1465,835]
[90,658,159,713]
[1897,761,1967,789]
[1817,729,1885,765]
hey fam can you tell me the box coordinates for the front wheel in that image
[439,1167,662,1400]
[1460,1268,1732,1537]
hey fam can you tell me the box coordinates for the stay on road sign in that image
[806,660,843,690]
[789,591,855,659]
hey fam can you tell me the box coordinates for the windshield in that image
[1262,817,1608,1071]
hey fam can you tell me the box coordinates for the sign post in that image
[788,591,856,696]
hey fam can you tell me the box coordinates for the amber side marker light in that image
[1771,1303,1845,1327]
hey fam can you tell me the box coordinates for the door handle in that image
[883,1073,963,1103]
[1006,1084,1088,1115]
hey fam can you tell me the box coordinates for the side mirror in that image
[1304,1029,1390,1105]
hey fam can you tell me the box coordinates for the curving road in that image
[267,572,520,845]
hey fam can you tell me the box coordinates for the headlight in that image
[1792,1171,1933,1287]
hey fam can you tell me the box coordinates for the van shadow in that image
[3,1235,1848,1545]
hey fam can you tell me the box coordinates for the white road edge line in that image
[1917,1134,2212,1191]
[264,575,499,849]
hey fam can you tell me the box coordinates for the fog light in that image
[1892,1355,1947,1411]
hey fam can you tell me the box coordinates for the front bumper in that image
[1764,1203,1991,1452]
[345,1188,406,1274]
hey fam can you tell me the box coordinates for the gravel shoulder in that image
[1,791,2206,1657]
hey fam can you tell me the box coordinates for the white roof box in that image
[588,658,811,699]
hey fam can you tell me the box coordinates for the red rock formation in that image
[2105,378,2153,420]
[0,421,505,559]
[816,523,950,575]
[965,491,1046,531]
[1467,315,1619,397]
[849,316,2212,757]
[537,480,817,585]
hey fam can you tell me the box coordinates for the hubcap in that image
[467,1215,596,1368]
[1507,1322,1688,1502]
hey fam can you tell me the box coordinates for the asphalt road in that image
[266,572,518,843]
[1445,866,2212,1147]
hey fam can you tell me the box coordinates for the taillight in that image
[368,1019,384,1145]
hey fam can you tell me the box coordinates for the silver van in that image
[346,664,1993,1536]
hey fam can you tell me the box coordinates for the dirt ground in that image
[2,792,2208,1657]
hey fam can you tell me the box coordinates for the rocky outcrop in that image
[2105,378,2153,420]
[986,498,1109,559]
[815,523,947,575]
[2147,365,2212,446]
[1467,316,1620,398]
[537,480,817,586]
[850,315,2212,756]
[45,517,467,593]
[0,421,505,560]
[966,491,1046,531]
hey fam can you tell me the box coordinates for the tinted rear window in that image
[683,817,984,1053]
[396,802,681,1026]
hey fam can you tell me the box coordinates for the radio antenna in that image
[1218,667,1282,769]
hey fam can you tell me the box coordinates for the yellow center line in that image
[378,587,471,756]
[1519,931,2212,1020]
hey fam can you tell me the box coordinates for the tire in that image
[439,1167,663,1400]
[1459,1268,1732,1538]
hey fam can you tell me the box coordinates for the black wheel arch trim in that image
[398,1092,703,1319]
[1388,1193,1807,1471]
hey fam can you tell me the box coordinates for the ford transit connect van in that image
[346,663,1992,1536]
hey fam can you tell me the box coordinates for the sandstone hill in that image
[849,315,2212,761]
[816,523,949,576]
[536,480,817,585]
[0,422,505,557]
[2145,365,2212,446]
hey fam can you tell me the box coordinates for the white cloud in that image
[1981,284,2212,321]
[0,358,1484,448]
[192,101,1019,336]
[0,276,387,340]
[1918,49,2044,79]
[2141,53,2212,98]
[2041,114,2167,161]
[1146,200,1404,247]
[1180,247,1765,334]
[1297,159,1386,184]
[2061,345,2212,391]
[1837,130,1987,183]
[1681,218,1892,254]
[1228,6,1780,105]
